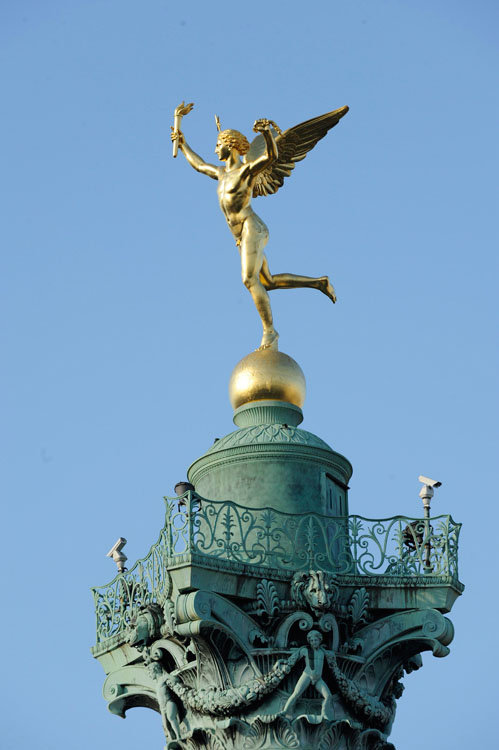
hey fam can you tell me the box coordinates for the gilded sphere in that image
[229,350,306,409]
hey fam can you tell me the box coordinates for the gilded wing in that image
[248,106,349,198]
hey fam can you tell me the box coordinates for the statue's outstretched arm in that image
[171,130,219,180]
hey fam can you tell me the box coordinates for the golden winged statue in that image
[171,103,349,350]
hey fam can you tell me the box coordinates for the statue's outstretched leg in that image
[260,258,336,303]
[240,219,279,350]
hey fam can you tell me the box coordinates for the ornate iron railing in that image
[92,492,461,643]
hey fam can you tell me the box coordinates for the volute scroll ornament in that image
[274,611,315,648]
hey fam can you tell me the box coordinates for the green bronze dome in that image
[188,399,352,516]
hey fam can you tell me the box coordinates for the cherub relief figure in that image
[147,660,183,741]
[282,630,334,721]
[171,103,348,350]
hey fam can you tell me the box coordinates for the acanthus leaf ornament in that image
[256,579,280,622]
[348,587,370,629]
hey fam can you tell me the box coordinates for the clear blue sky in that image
[1,1,497,748]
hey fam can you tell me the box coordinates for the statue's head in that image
[307,629,323,649]
[215,129,250,160]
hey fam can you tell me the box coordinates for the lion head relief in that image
[290,570,339,615]
[126,603,164,651]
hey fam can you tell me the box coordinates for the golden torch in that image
[172,101,194,158]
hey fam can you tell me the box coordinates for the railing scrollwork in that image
[92,492,461,644]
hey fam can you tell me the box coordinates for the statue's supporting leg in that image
[240,222,279,350]
[316,678,334,721]
[260,258,337,303]
[282,673,311,717]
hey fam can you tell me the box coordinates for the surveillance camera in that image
[107,537,128,573]
[107,537,127,557]
[418,476,442,488]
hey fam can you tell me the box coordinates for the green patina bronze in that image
[188,402,351,515]
[91,397,463,750]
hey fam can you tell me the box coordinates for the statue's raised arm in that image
[171,102,349,351]
[171,102,220,180]
[245,118,279,177]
